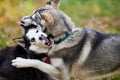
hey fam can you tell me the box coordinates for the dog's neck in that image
[55,33,72,44]
[27,51,51,64]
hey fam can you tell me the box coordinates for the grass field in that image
[0,0,120,79]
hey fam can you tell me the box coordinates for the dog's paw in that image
[12,57,32,68]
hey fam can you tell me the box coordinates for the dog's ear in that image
[41,12,53,27]
[13,38,25,47]
[47,0,60,9]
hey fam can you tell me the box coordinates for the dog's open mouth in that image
[44,37,54,46]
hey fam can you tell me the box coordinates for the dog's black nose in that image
[20,20,25,27]
[39,35,44,40]
[21,20,25,24]
[39,37,43,40]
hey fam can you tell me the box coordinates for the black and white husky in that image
[0,24,53,80]
[0,45,51,80]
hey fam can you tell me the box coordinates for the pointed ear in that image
[47,0,60,9]
[41,12,53,27]
[13,38,25,47]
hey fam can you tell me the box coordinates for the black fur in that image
[0,45,52,80]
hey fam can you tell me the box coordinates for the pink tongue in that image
[45,38,51,46]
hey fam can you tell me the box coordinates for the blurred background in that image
[0,0,120,79]
[0,0,120,48]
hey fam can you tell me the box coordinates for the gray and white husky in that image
[12,0,120,80]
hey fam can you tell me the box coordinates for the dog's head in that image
[14,24,54,54]
[20,0,75,43]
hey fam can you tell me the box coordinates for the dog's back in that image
[0,45,50,80]
[68,29,120,79]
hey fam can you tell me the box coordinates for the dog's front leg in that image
[12,57,62,80]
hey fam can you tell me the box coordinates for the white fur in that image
[41,19,46,25]
[21,16,32,26]
[32,14,36,19]
[21,14,39,27]
[29,45,49,53]
[12,57,35,68]
[26,28,47,44]
[51,58,63,67]
[51,58,70,80]
[12,57,61,79]
[26,28,50,53]
[12,57,69,80]
[78,42,91,65]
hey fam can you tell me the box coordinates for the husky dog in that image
[12,0,120,80]
[0,24,53,80]
[13,24,54,80]
[0,44,51,80]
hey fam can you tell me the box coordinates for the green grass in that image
[61,0,120,27]
[0,31,7,48]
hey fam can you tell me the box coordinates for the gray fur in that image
[48,28,120,79]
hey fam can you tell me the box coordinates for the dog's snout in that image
[39,34,46,40]
[21,20,25,24]
[20,20,25,27]
[20,17,32,27]
[39,37,43,40]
